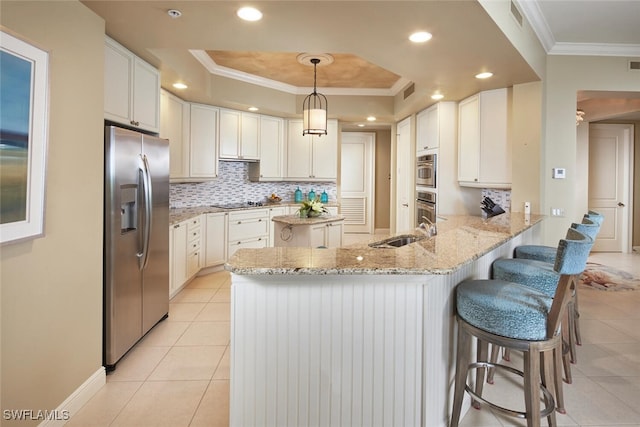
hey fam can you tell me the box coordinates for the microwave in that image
[416,154,436,187]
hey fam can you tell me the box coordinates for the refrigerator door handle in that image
[137,154,153,270]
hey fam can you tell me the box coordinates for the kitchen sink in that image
[368,234,426,249]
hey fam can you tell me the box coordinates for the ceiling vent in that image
[510,1,523,27]
[629,61,640,71]
[403,83,415,100]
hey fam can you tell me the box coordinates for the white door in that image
[396,117,413,233]
[341,132,375,233]
[588,123,633,252]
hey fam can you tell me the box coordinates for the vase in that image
[308,210,322,218]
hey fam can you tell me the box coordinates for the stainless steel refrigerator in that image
[104,125,169,370]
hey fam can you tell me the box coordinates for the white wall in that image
[0,2,105,424]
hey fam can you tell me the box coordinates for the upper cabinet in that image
[160,90,190,180]
[189,103,219,179]
[416,104,440,154]
[458,88,511,189]
[286,119,338,181]
[219,109,260,161]
[104,37,160,133]
[248,115,285,181]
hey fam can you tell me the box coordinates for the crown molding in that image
[515,0,555,53]
[549,43,640,57]
[189,49,407,97]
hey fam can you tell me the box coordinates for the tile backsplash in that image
[481,189,511,211]
[170,161,337,208]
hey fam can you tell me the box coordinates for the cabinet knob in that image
[237,221,242,224]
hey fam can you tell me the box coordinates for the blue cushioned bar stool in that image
[449,228,592,427]
[494,220,600,383]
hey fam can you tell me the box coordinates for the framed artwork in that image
[0,30,49,244]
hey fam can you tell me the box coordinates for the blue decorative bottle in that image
[308,189,316,201]
[294,187,303,203]
[320,190,329,203]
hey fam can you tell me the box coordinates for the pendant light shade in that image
[302,58,328,136]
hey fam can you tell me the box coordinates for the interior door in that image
[396,117,413,233]
[588,123,633,252]
[341,132,375,233]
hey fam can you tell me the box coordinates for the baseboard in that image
[39,366,106,427]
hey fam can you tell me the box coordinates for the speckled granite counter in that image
[271,213,345,225]
[226,213,543,275]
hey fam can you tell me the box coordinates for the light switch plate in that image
[552,168,566,179]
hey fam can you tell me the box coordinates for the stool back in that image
[547,229,593,337]
[584,210,604,226]
[572,220,600,240]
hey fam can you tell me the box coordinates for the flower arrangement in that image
[297,198,328,218]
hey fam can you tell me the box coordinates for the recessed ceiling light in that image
[237,6,262,21]
[475,72,493,79]
[167,9,182,19]
[357,124,365,127]
[248,106,259,112]
[409,31,432,43]
[172,82,188,89]
[431,93,444,100]
[367,116,376,122]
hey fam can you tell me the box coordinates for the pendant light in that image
[302,58,328,136]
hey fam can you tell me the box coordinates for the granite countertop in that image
[169,201,339,225]
[225,213,544,275]
[272,214,345,225]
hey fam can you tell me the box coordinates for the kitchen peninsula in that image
[226,213,544,427]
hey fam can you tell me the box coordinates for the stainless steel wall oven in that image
[416,189,436,227]
[416,154,436,187]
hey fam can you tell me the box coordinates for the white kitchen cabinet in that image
[219,109,260,160]
[189,103,219,179]
[286,119,338,181]
[186,216,203,280]
[205,212,228,267]
[227,209,270,258]
[104,36,160,133]
[309,221,344,248]
[268,206,288,246]
[248,115,285,181]
[458,88,511,189]
[416,104,440,154]
[170,216,202,298]
[160,90,190,180]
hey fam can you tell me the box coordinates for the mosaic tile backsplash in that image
[170,161,337,208]
[481,189,511,211]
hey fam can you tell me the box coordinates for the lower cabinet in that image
[268,206,288,246]
[310,221,343,248]
[227,209,270,258]
[169,216,202,298]
[205,212,228,267]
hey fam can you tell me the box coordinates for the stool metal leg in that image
[450,322,472,427]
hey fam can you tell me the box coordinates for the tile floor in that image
[67,252,640,427]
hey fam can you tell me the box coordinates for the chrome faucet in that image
[418,216,437,237]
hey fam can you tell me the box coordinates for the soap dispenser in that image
[320,190,328,203]
[294,187,303,203]
[308,189,316,201]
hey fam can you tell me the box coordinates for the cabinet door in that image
[190,104,218,178]
[326,222,343,248]
[205,212,228,266]
[240,113,260,159]
[311,120,338,180]
[228,237,268,259]
[424,105,439,150]
[457,95,480,183]
[259,116,284,179]
[170,222,188,296]
[104,38,133,125]
[286,120,312,179]
[309,224,327,248]
[161,90,190,179]
[133,57,160,133]
[219,109,240,159]
[268,206,288,246]
[478,89,510,185]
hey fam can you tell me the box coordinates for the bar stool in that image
[494,220,601,383]
[450,228,592,427]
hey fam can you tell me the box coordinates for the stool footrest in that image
[465,361,556,419]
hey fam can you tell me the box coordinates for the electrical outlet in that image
[550,208,565,217]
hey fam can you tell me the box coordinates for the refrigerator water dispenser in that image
[120,185,138,233]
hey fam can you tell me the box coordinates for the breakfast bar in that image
[225,214,543,427]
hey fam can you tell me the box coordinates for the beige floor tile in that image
[195,302,230,322]
[170,287,217,303]
[175,321,230,346]
[110,380,208,427]
[213,346,230,380]
[137,320,190,347]
[168,302,206,322]
[602,318,640,341]
[591,376,640,414]
[107,346,171,382]
[572,343,640,377]
[578,318,637,344]
[210,287,231,303]
[66,381,142,426]
[457,404,502,427]
[189,380,230,427]
[148,345,225,381]
[187,271,229,289]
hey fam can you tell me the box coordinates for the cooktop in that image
[210,201,264,209]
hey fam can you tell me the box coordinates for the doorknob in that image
[618,202,625,207]
[402,203,409,207]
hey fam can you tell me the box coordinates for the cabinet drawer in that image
[187,238,201,255]
[228,209,269,222]
[228,237,268,258]
[187,227,201,242]
[187,216,201,231]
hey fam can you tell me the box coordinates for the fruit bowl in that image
[266,194,282,204]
